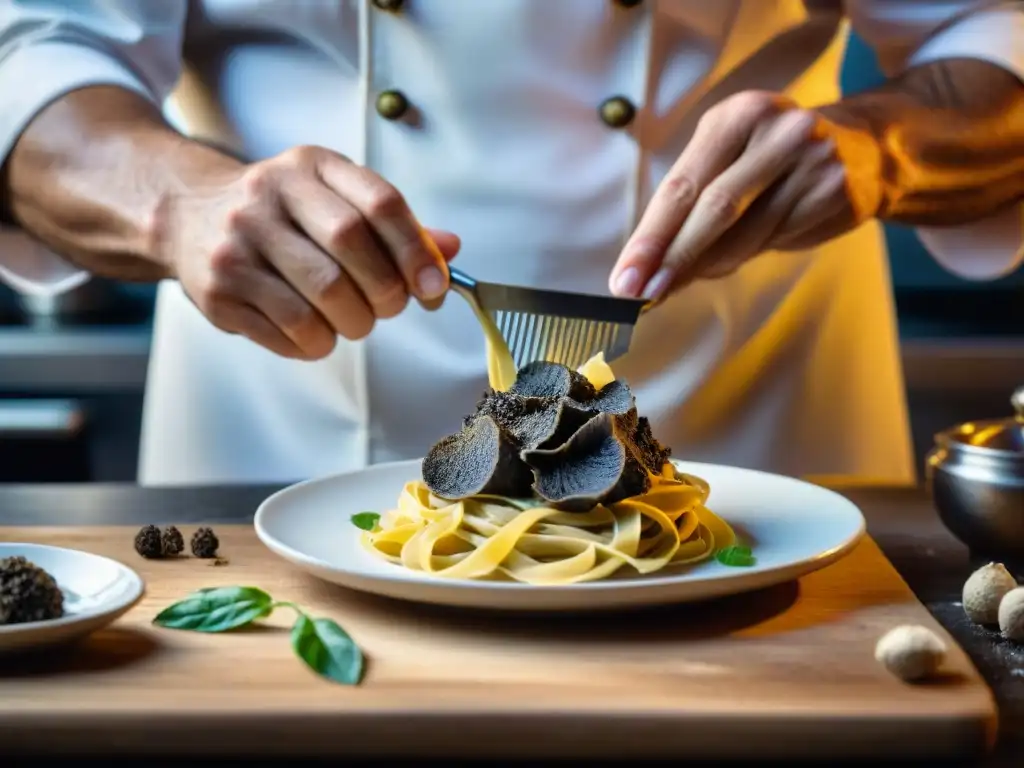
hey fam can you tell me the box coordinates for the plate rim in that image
[253,458,868,594]
[0,542,146,634]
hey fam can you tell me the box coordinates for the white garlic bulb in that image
[998,587,1024,642]
[874,624,947,682]
[962,562,1017,625]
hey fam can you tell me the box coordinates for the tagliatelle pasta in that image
[360,463,735,585]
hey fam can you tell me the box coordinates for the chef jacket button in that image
[376,90,409,121]
[372,0,404,11]
[599,96,636,129]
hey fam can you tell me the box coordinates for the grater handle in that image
[446,267,486,321]
[447,267,476,294]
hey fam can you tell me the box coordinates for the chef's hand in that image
[159,144,460,360]
[608,91,883,300]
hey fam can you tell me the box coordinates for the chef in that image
[0,1,1021,487]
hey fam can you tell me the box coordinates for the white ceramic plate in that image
[0,543,145,653]
[255,458,866,611]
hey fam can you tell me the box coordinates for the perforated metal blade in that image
[448,267,648,371]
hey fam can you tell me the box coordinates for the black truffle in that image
[161,525,185,556]
[522,411,652,511]
[633,415,672,469]
[474,391,561,449]
[0,555,64,625]
[511,361,596,401]
[422,361,673,510]
[134,525,164,559]
[586,380,635,415]
[534,398,596,450]
[191,527,220,559]
[472,390,596,453]
[422,414,533,499]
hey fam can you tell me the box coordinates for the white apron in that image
[138,0,918,486]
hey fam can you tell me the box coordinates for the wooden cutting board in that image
[0,525,997,759]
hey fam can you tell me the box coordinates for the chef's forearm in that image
[820,58,1024,227]
[1,85,240,282]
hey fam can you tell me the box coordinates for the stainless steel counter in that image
[0,324,150,482]
[0,324,151,391]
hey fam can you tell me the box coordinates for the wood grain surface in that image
[0,525,998,759]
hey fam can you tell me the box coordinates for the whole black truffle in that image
[161,525,185,556]
[191,527,219,559]
[0,555,64,625]
[134,524,164,559]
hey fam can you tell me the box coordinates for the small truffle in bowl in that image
[0,555,64,625]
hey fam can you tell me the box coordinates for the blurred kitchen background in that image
[0,32,1021,483]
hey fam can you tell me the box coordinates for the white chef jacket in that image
[0,1,1021,488]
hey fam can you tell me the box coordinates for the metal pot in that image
[925,386,1024,559]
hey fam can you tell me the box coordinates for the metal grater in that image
[448,267,649,371]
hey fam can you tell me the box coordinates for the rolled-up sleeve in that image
[0,0,187,294]
[844,1,1024,281]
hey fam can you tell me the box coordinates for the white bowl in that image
[0,543,145,654]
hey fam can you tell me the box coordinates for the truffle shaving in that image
[522,412,652,512]
[474,391,560,449]
[586,380,634,415]
[536,399,596,450]
[422,414,533,499]
[511,361,596,401]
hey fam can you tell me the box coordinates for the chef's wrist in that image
[815,96,905,224]
[144,133,244,276]
[817,59,1024,227]
[2,85,244,282]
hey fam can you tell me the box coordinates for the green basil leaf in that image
[153,586,274,632]
[291,614,364,685]
[350,512,380,531]
[715,545,756,567]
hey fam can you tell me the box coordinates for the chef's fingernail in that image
[612,266,642,297]
[642,268,674,301]
[416,265,447,299]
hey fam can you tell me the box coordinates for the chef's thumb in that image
[424,228,461,262]
[417,228,460,312]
